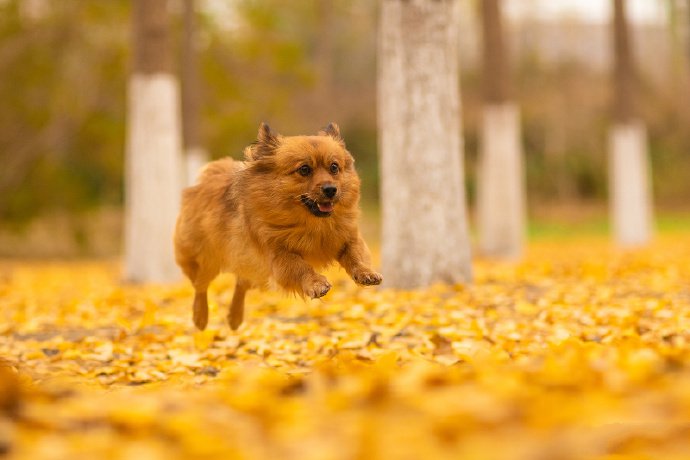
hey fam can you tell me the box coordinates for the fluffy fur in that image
[174,122,382,330]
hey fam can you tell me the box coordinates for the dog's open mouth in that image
[301,196,334,217]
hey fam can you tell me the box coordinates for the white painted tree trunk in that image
[124,73,183,283]
[378,0,472,288]
[184,146,208,186]
[608,121,653,246]
[477,103,525,259]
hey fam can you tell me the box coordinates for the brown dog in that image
[174,122,382,330]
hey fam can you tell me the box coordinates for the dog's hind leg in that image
[192,291,209,330]
[228,278,250,330]
[188,263,218,331]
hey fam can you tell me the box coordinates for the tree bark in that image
[477,0,525,259]
[685,0,690,71]
[609,0,653,246]
[378,0,472,288]
[124,0,183,282]
[132,0,172,74]
[481,0,509,103]
[613,0,635,123]
[181,0,208,185]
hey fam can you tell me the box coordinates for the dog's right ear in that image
[246,122,280,161]
[257,122,277,145]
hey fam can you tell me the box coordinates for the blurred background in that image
[0,0,689,257]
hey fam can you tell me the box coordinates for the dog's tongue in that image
[317,202,334,213]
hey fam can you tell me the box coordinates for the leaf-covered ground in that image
[2,237,690,459]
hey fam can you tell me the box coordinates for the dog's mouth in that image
[301,195,335,217]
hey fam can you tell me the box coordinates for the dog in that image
[174,122,382,330]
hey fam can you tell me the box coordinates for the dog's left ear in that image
[319,122,345,147]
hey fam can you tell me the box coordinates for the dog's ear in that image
[257,122,277,144]
[319,122,345,147]
[247,122,280,161]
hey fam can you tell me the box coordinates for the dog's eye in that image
[329,163,339,174]
[298,164,312,176]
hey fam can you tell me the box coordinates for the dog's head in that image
[244,122,360,219]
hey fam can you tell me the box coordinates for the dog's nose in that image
[322,184,337,198]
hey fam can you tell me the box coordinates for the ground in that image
[1,236,690,459]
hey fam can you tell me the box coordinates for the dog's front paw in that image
[304,276,331,299]
[353,269,383,286]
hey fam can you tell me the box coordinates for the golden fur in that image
[174,123,382,330]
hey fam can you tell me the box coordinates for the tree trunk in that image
[609,0,653,246]
[609,123,652,245]
[666,0,683,90]
[477,104,525,258]
[477,0,525,259]
[612,0,635,123]
[481,0,508,104]
[378,0,472,288]
[685,0,690,73]
[124,0,183,283]
[181,0,208,186]
[687,0,690,68]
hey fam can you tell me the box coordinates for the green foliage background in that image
[0,2,128,223]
